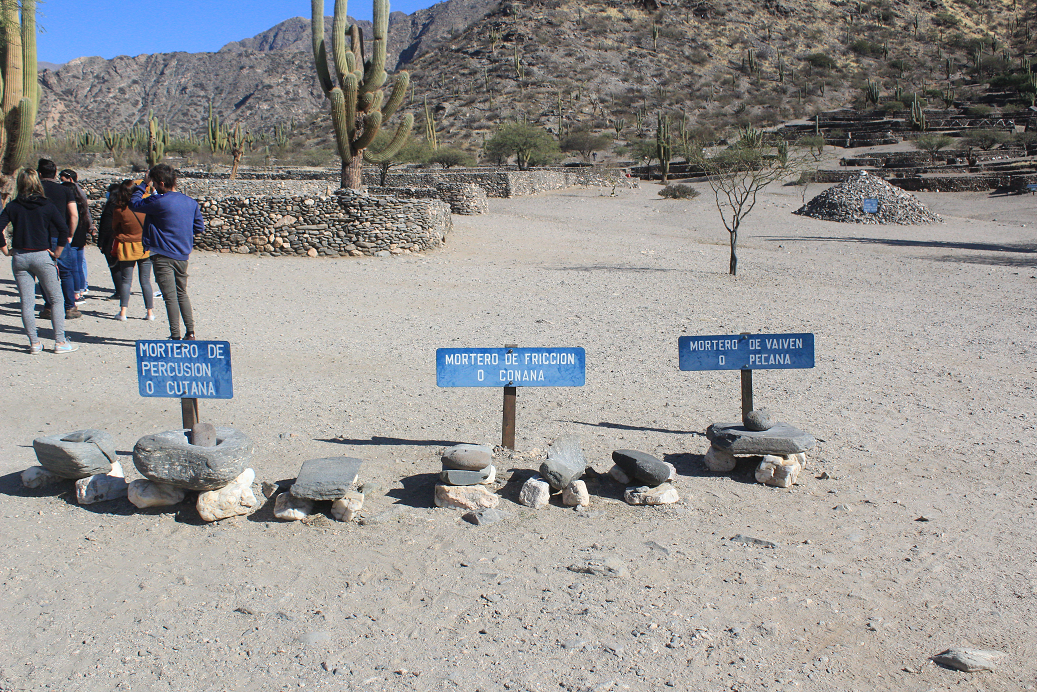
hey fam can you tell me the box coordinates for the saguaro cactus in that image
[656,112,672,183]
[0,0,37,202]
[312,0,414,190]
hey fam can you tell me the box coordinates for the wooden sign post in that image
[437,345,586,450]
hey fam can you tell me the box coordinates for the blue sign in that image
[678,334,814,371]
[437,347,585,387]
[862,198,879,213]
[137,340,233,398]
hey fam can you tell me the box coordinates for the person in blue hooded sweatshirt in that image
[129,164,205,340]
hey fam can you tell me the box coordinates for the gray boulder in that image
[539,435,587,490]
[290,457,363,500]
[611,449,670,486]
[133,428,254,491]
[706,422,815,455]
[33,430,117,479]
[441,444,493,471]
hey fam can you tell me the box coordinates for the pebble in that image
[932,648,1003,672]
[434,484,500,510]
[518,475,552,509]
[608,464,631,484]
[75,462,128,504]
[795,171,941,225]
[463,507,509,526]
[562,480,590,507]
[439,465,495,486]
[568,557,629,578]
[196,469,258,522]
[624,483,680,505]
[755,454,805,488]
[743,409,776,431]
[539,434,587,490]
[330,491,364,522]
[730,535,779,549]
[34,429,117,479]
[21,466,60,489]
[612,449,671,486]
[441,444,493,471]
[703,445,737,473]
[274,492,314,521]
[290,457,362,500]
[127,479,186,508]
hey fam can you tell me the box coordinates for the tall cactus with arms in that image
[312,0,413,189]
[0,0,37,203]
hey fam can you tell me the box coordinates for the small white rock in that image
[261,480,280,499]
[196,469,257,522]
[21,466,60,489]
[273,492,313,521]
[663,461,677,481]
[562,480,590,507]
[624,483,680,505]
[755,454,803,488]
[932,648,1003,672]
[608,464,631,484]
[434,484,500,510]
[479,465,497,485]
[128,479,186,508]
[518,475,551,509]
[331,491,364,522]
[75,467,129,505]
[703,445,737,473]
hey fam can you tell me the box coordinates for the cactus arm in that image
[311,0,334,94]
[350,24,364,72]
[381,71,408,119]
[343,72,358,139]
[329,86,353,164]
[2,98,32,174]
[21,0,36,122]
[359,0,387,95]
[332,0,350,86]
[353,111,382,152]
[362,113,413,163]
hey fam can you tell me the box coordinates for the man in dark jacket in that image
[129,164,204,340]
[38,158,80,320]
[60,169,94,300]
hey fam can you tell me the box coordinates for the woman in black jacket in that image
[0,168,77,354]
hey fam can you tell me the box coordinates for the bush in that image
[803,53,837,70]
[912,133,955,155]
[932,11,959,28]
[484,122,560,169]
[427,147,476,168]
[559,130,613,160]
[879,100,906,113]
[965,104,993,117]
[659,184,700,199]
[963,129,1008,150]
[850,39,883,58]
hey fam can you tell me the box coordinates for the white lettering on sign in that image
[749,353,792,366]
[765,338,804,350]
[444,352,500,366]
[165,381,217,396]
[138,341,201,359]
[522,352,576,366]
[498,369,546,383]
[687,339,741,352]
[141,361,213,377]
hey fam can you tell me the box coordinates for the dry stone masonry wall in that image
[195,190,451,257]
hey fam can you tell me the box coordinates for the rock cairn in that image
[434,444,500,510]
[794,171,941,225]
[518,435,591,509]
[704,410,815,488]
[130,425,258,520]
[274,457,365,522]
[608,450,679,506]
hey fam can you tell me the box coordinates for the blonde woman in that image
[0,168,77,353]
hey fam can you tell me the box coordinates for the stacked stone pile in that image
[434,445,501,510]
[794,171,941,225]
[703,409,814,488]
[131,424,258,520]
[273,457,365,522]
[193,189,451,257]
[368,182,488,215]
[608,450,679,505]
[25,429,129,504]
[517,435,591,509]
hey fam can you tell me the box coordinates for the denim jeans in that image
[65,245,86,294]
[43,247,77,310]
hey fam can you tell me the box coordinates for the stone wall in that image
[194,190,451,257]
[814,169,1013,191]
[364,167,634,198]
[368,182,488,215]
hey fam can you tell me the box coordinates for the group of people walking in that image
[1,161,206,354]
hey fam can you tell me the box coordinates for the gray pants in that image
[151,254,194,339]
[12,250,66,344]
[117,258,155,310]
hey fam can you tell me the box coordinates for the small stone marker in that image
[612,449,670,486]
[539,435,587,490]
[441,444,493,471]
[518,475,551,509]
[290,457,363,501]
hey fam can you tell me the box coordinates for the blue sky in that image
[37,0,437,64]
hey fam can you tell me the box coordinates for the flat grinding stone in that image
[33,430,117,479]
[290,457,363,500]
[439,466,494,486]
[441,444,493,471]
[611,449,671,486]
[706,422,815,455]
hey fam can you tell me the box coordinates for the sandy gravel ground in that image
[0,178,1035,692]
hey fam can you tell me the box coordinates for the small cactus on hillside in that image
[656,112,672,183]
[910,94,929,131]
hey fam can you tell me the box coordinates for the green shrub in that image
[803,53,837,70]
[963,129,1007,150]
[965,104,993,117]
[932,12,959,28]
[850,39,883,58]
[427,147,476,168]
[912,133,955,155]
[659,184,700,199]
